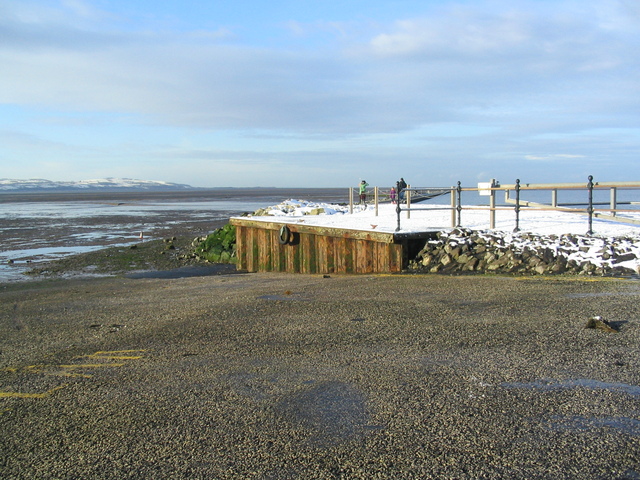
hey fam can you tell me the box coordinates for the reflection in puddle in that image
[2,245,107,262]
[0,245,111,283]
[565,291,640,298]
[257,294,309,301]
[502,378,640,396]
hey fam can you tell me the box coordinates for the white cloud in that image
[1,0,637,135]
[0,0,638,186]
[370,10,532,57]
[524,154,586,162]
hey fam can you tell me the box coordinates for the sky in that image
[1,0,639,188]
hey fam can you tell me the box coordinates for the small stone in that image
[585,316,618,333]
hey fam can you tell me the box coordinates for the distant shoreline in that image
[0,187,348,204]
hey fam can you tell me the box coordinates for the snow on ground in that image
[245,199,640,237]
[238,199,640,273]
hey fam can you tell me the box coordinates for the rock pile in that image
[409,227,639,276]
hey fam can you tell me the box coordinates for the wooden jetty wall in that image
[230,218,412,274]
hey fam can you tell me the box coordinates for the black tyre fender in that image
[278,225,291,245]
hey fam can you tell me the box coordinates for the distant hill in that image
[0,178,197,192]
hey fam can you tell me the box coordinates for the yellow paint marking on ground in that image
[2,350,145,398]
[25,365,47,372]
[59,363,125,369]
[0,384,68,399]
[82,355,143,360]
[92,349,146,355]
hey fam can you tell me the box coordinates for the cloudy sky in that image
[1,0,639,188]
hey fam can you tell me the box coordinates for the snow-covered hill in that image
[0,178,195,192]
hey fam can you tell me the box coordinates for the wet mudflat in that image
[1,273,640,479]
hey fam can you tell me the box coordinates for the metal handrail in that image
[354,176,640,235]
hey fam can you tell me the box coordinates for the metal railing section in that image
[349,177,640,235]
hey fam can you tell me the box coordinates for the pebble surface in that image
[1,273,640,479]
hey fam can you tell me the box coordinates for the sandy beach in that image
[1,271,640,479]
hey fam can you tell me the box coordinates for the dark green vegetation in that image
[194,223,237,264]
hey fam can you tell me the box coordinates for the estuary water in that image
[0,188,346,282]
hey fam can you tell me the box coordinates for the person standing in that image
[398,178,407,201]
[359,180,369,204]
[390,186,397,204]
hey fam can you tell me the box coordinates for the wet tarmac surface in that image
[2,273,640,479]
[125,264,241,279]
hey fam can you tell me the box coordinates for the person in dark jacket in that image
[398,178,407,200]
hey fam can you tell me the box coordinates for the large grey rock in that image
[408,228,638,277]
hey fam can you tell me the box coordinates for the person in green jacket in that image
[359,180,369,205]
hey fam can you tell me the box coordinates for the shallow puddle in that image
[501,378,640,396]
[276,381,370,446]
[565,291,640,298]
[547,415,640,436]
[257,294,309,301]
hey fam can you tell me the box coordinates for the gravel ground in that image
[1,272,640,479]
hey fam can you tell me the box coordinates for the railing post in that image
[450,186,456,228]
[374,186,379,216]
[551,189,558,208]
[610,187,617,217]
[349,187,353,214]
[513,179,521,233]
[587,175,594,235]
[456,181,462,227]
[395,181,401,232]
[406,185,411,219]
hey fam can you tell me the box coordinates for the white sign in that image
[478,182,492,196]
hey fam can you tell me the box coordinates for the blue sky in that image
[1,0,639,188]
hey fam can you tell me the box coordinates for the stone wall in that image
[408,227,639,276]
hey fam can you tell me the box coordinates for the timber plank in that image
[231,222,422,274]
[235,226,245,270]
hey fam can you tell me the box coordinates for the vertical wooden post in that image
[587,175,594,235]
[374,186,379,216]
[513,179,521,233]
[489,186,496,229]
[610,187,617,216]
[406,185,411,219]
[450,186,456,228]
[551,189,558,207]
[349,187,353,214]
